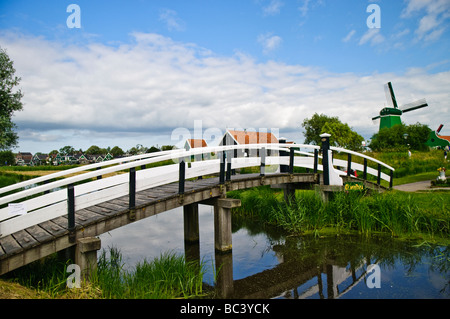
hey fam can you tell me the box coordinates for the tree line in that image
[301,113,431,152]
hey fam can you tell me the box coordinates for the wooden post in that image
[347,153,352,176]
[320,133,331,185]
[363,158,368,180]
[313,149,318,173]
[219,152,225,185]
[260,147,266,177]
[215,250,234,298]
[129,167,136,210]
[67,184,76,243]
[226,150,232,182]
[214,198,241,252]
[389,170,394,189]
[288,148,294,174]
[377,163,382,185]
[75,237,101,282]
[183,203,199,243]
[279,137,288,173]
[179,159,185,195]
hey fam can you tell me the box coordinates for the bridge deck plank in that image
[12,230,39,250]
[25,224,53,243]
[0,235,22,255]
[39,220,67,237]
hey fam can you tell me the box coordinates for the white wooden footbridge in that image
[0,134,394,276]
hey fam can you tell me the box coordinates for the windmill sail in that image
[384,82,398,108]
[399,98,428,113]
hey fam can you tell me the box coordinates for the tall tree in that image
[369,123,431,151]
[0,47,24,150]
[302,113,340,146]
[302,113,364,151]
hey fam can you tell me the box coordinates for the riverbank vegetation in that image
[1,248,206,299]
[228,186,449,242]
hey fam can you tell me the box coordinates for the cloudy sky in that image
[1,0,449,153]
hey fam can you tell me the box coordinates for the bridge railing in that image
[0,142,394,239]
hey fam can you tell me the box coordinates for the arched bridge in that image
[0,135,394,276]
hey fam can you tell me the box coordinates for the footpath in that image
[393,180,448,192]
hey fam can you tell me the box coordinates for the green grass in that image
[92,248,206,299]
[1,248,207,299]
[229,186,450,242]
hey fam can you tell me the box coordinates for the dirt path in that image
[393,180,448,192]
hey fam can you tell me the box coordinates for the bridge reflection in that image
[185,235,379,299]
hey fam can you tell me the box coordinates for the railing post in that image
[219,151,225,185]
[67,184,76,243]
[279,137,288,173]
[129,167,136,209]
[96,166,102,180]
[313,149,318,173]
[226,150,232,182]
[347,153,352,177]
[377,163,381,185]
[320,133,331,186]
[288,148,294,174]
[363,158,368,180]
[260,147,266,177]
[179,159,185,195]
[389,170,394,189]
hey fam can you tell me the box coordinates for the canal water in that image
[99,205,449,299]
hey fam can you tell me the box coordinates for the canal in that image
[99,204,449,299]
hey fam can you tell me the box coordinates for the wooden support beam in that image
[75,237,101,281]
[183,203,199,243]
[214,198,241,252]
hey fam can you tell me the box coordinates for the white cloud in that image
[401,0,450,42]
[262,0,284,16]
[359,28,385,46]
[342,30,356,43]
[1,31,448,153]
[298,0,311,17]
[257,33,283,53]
[159,9,185,32]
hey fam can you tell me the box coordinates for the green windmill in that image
[372,82,428,130]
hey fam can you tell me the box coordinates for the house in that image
[184,139,209,161]
[31,153,49,166]
[15,152,33,166]
[184,139,208,150]
[74,153,89,165]
[219,129,279,157]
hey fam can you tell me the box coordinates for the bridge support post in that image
[75,237,101,282]
[214,198,241,252]
[183,203,199,243]
[215,250,234,298]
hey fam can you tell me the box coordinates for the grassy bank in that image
[228,186,449,242]
[1,248,207,299]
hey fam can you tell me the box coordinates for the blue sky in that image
[1,0,449,153]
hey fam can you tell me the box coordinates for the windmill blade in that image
[400,98,428,113]
[372,115,381,121]
[384,82,398,109]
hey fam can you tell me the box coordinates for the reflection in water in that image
[100,205,449,299]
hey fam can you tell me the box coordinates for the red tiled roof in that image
[187,139,208,148]
[438,134,450,143]
[227,130,278,144]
